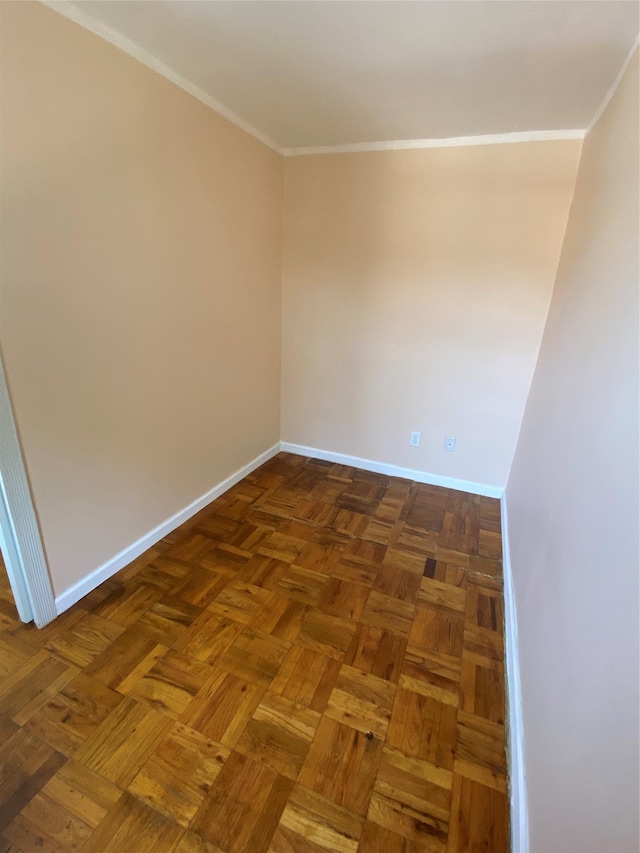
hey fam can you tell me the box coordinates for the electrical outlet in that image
[444,436,456,452]
[410,431,421,447]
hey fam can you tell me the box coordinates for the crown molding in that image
[40,1,283,154]
[45,0,632,157]
[586,35,639,135]
[282,129,585,157]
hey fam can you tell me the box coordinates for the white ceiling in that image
[62,1,639,151]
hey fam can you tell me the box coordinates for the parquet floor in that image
[0,452,508,852]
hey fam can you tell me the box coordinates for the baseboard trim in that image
[500,494,530,853]
[54,443,281,614]
[55,439,503,613]
[280,442,504,498]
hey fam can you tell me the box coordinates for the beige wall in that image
[281,141,580,488]
[506,51,639,853]
[0,3,283,596]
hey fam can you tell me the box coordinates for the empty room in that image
[0,1,638,851]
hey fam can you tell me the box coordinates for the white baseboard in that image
[500,495,530,853]
[55,438,503,613]
[54,443,281,614]
[280,442,504,499]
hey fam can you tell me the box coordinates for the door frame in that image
[0,351,57,627]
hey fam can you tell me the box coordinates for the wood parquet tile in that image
[235,693,321,781]
[270,784,362,853]
[0,452,508,851]
[297,717,384,817]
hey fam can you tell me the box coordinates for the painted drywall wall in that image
[0,2,283,596]
[281,142,581,488]
[505,50,639,853]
